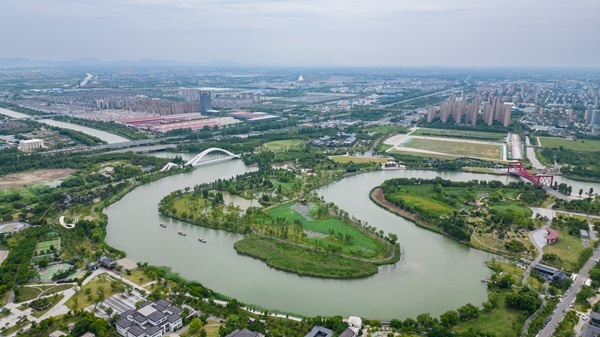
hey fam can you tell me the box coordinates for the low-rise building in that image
[304,326,334,337]
[19,138,44,151]
[115,300,183,337]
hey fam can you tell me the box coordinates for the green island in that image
[159,163,399,279]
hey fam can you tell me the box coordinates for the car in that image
[562,309,566,313]
[583,315,588,320]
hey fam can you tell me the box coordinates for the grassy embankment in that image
[453,290,525,337]
[329,156,390,164]
[413,128,507,141]
[260,140,305,151]
[539,137,600,151]
[234,235,378,279]
[403,138,503,160]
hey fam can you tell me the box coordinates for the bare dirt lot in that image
[0,169,75,190]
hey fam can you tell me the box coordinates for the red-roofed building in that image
[544,228,558,243]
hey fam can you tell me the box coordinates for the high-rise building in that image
[502,104,512,127]
[200,91,212,114]
[427,106,437,122]
[586,109,600,126]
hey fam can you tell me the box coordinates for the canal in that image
[0,108,129,144]
[105,153,599,319]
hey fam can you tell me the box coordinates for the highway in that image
[508,133,523,160]
[378,86,465,108]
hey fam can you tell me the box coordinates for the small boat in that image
[178,231,186,236]
[160,223,167,228]
[198,238,206,243]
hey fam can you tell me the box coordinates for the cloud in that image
[0,0,598,66]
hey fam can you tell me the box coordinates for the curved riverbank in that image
[233,235,379,279]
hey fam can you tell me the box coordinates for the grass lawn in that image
[66,275,120,310]
[539,137,600,151]
[389,149,458,160]
[414,128,507,141]
[363,125,407,135]
[35,238,60,255]
[14,287,43,302]
[182,320,223,337]
[543,226,586,272]
[404,138,502,160]
[329,156,390,164]
[173,195,209,216]
[121,269,153,286]
[234,235,378,279]
[454,291,524,337]
[262,140,305,151]
[265,202,383,258]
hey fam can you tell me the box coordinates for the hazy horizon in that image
[1,0,599,68]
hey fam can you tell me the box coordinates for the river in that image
[0,108,129,144]
[105,153,599,319]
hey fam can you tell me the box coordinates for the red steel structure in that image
[507,162,554,186]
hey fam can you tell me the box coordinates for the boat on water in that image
[198,237,206,243]
[178,231,186,236]
[160,223,167,228]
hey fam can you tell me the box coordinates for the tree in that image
[189,318,203,333]
[580,189,584,197]
[591,187,595,195]
[439,310,459,327]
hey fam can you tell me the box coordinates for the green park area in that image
[160,169,397,279]
[261,140,305,151]
[35,238,60,255]
[329,155,390,164]
[66,275,123,310]
[413,128,507,141]
[234,235,378,279]
[263,202,385,258]
[542,224,590,272]
[377,177,547,250]
[539,137,600,151]
[403,138,503,160]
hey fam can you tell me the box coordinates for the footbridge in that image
[185,147,240,166]
[507,161,554,186]
[161,147,240,171]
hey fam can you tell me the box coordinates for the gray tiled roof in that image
[155,299,171,308]
[120,309,134,320]
[167,305,183,315]
[147,310,166,323]
[146,325,162,336]
[167,314,182,323]
[127,325,145,337]
[115,318,133,329]
[153,304,166,313]
[132,313,147,324]
[225,328,261,337]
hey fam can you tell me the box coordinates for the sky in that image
[1,0,599,67]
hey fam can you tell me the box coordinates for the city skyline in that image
[1,0,599,68]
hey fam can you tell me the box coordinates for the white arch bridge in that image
[160,147,240,172]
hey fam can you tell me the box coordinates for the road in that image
[526,136,546,170]
[508,133,523,160]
